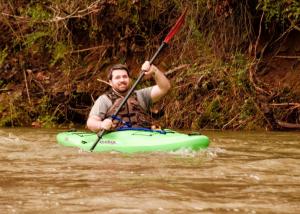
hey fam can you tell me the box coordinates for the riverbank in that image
[0,1,299,130]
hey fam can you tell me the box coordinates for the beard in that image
[115,83,129,94]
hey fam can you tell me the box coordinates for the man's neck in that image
[112,88,128,97]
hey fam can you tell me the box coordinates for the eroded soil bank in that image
[0,1,299,130]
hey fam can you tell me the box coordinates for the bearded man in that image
[87,61,171,132]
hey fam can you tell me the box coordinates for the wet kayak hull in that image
[56,130,210,153]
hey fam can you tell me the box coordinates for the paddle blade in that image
[163,9,187,44]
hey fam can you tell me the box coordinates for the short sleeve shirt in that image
[89,87,153,119]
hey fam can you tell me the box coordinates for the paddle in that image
[90,9,187,151]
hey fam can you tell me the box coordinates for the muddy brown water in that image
[0,128,299,213]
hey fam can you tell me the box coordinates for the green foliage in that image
[240,98,257,120]
[26,3,52,22]
[0,96,22,127]
[187,19,212,61]
[50,42,68,66]
[38,114,56,128]
[258,0,283,24]
[36,95,52,113]
[208,97,221,114]
[235,68,248,89]
[19,3,53,52]
[23,31,50,47]
[284,1,300,22]
[222,53,252,93]
[0,47,8,67]
[257,0,300,27]
[35,96,56,127]
[199,96,224,128]
[232,54,249,87]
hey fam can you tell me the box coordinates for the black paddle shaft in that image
[90,42,167,151]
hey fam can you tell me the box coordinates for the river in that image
[0,128,299,213]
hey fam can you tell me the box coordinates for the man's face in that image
[109,69,131,93]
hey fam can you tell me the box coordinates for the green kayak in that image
[56,129,210,153]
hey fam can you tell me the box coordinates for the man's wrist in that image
[152,71,156,78]
[97,121,102,130]
[152,67,159,77]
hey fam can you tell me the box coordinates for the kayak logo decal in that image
[100,140,117,145]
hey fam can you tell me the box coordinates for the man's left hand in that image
[142,61,158,77]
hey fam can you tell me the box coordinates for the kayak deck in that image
[56,130,210,153]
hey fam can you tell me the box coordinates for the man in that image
[87,61,171,132]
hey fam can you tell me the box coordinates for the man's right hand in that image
[100,118,114,130]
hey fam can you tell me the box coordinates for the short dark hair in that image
[108,64,130,80]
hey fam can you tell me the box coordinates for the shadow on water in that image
[0,128,299,213]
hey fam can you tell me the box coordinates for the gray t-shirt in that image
[89,87,153,119]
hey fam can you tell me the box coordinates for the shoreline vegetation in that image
[0,0,300,130]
